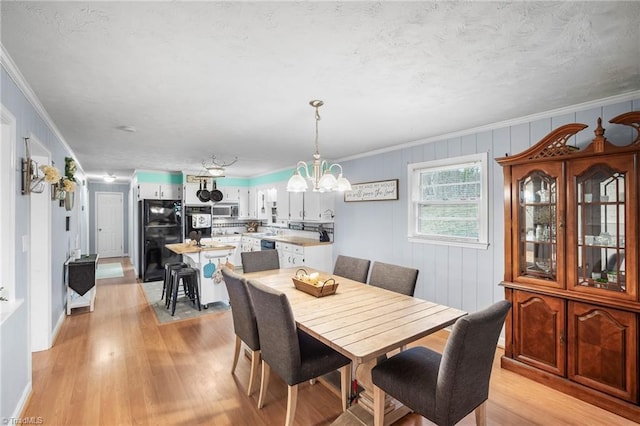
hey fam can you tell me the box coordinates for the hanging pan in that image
[196,180,203,200]
[198,180,211,202]
[210,181,224,202]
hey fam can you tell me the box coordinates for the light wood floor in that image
[23,257,634,425]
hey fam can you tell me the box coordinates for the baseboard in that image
[51,310,65,346]
[14,380,32,420]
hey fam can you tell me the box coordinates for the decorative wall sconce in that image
[21,137,45,195]
[52,181,67,201]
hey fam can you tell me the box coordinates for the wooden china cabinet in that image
[496,112,640,421]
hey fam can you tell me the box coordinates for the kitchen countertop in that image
[165,243,236,254]
[242,234,332,247]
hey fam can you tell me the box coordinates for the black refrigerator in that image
[139,199,182,282]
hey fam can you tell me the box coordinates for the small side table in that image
[65,254,99,315]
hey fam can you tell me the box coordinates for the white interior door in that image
[96,192,123,258]
[1,107,16,305]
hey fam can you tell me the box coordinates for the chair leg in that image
[170,275,180,316]
[373,384,385,426]
[340,363,351,412]
[192,274,201,310]
[475,401,487,426]
[285,384,299,426]
[247,349,261,396]
[258,361,270,409]
[231,335,241,374]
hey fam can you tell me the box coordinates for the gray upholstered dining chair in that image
[247,279,352,426]
[333,255,371,283]
[221,267,261,396]
[368,261,419,296]
[241,249,280,273]
[371,300,511,426]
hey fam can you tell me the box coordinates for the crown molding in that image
[338,90,640,163]
[1,43,85,175]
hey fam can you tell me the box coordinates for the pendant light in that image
[287,100,351,193]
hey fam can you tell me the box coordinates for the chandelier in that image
[202,154,238,177]
[287,100,351,192]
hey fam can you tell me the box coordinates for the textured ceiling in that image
[2,1,639,181]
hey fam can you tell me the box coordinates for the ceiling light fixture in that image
[202,154,238,177]
[103,174,116,183]
[118,125,137,133]
[287,100,351,193]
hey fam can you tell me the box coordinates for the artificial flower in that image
[39,165,61,183]
[62,178,76,192]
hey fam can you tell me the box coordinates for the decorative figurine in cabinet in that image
[497,112,640,422]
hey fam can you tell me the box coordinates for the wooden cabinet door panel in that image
[513,291,566,376]
[568,301,637,402]
[566,154,637,301]
[510,162,565,289]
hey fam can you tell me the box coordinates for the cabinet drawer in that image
[291,244,304,255]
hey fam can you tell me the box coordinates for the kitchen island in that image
[165,242,235,308]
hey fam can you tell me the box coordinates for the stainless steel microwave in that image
[211,204,238,218]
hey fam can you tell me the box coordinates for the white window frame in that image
[407,152,489,249]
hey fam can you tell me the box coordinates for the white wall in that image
[1,61,87,418]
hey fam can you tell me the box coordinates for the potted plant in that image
[63,157,77,211]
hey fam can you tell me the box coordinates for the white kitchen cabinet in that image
[241,235,261,253]
[276,242,304,268]
[276,182,290,222]
[285,191,335,222]
[248,188,258,219]
[137,183,182,200]
[303,191,322,221]
[238,188,250,218]
[303,192,335,222]
[289,192,304,220]
[219,185,240,202]
[276,242,332,271]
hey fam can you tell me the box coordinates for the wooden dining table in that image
[242,267,467,425]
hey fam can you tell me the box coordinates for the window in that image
[408,153,489,249]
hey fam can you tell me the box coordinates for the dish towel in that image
[192,214,211,228]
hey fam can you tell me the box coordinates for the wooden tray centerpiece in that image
[292,269,339,297]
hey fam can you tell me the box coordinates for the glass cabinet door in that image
[577,167,625,291]
[512,163,564,288]
[568,156,636,300]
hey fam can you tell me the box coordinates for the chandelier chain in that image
[314,104,321,156]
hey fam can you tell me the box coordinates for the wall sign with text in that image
[344,179,399,202]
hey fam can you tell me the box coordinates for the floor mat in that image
[96,263,124,279]
[140,280,229,324]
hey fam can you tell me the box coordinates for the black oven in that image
[260,239,276,250]
[184,205,212,239]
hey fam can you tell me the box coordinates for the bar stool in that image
[169,267,201,316]
[162,262,187,306]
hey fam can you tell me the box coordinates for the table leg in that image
[331,359,410,426]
